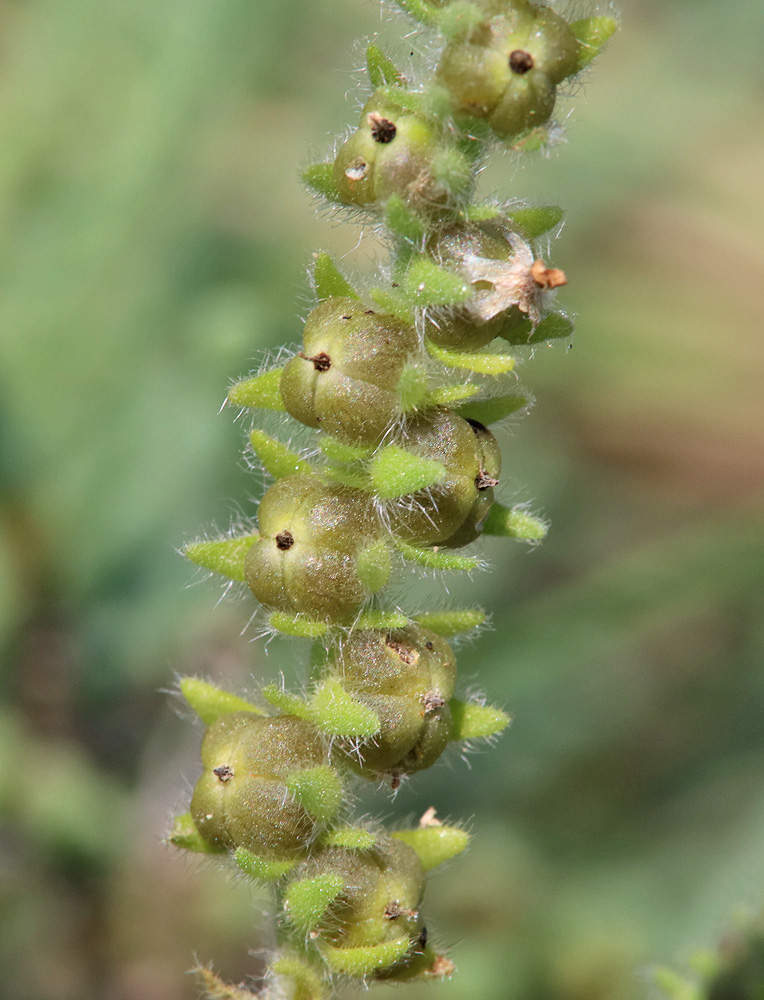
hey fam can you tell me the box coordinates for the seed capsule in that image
[333,93,471,215]
[328,626,457,779]
[245,475,388,623]
[190,713,339,859]
[387,409,501,547]
[436,2,581,141]
[424,219,561,349]
[285,837,428,976]
[280,298,419,446]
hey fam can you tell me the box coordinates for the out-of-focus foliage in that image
[0,0,763,998]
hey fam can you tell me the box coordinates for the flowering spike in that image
[313,252,360,302]
[366,44,405,88]
[228,367,286,411]
[571,16,619,71]
[183,533,256,583]
[415,609,485,636]
[233,848,297,881]
[482,503,547,541]
[285,873,345,933]
[249,429,312,479]
[369,445,446,500]
[392,825,470,871]
[308,679,381,739]
[395,539,482,573]
[169,812,225,854]
[449,698,510,740]
[426,340,515,375]
[180,677,264,725]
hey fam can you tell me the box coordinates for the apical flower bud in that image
[436,1,581,141]
[284,837,429,978]
[190,713,341,859]
[244,474,389,623]
[328,626,457,780]
[280,297,419,446]
[333,92,471,215]
[424,218,566,349]
[386,408,501,546]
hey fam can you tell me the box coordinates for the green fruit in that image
[333,93,471,215]
[244,475,388,623]
[285,837,429,977]
[190,713,340,859]
[328,626,457,779]
[424,219,561,349]
[436,1,581,141]
[280,297,419,446]
[386,409,501,546]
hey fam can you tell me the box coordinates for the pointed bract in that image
[449,698,510,740]
[183,534,256,583]
[180,677,264,725]
[392,825,469,871]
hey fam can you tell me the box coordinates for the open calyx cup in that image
[170,1,617,996]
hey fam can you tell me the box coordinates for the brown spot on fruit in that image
[368,112,398,144]
[422,690,446,714]
[275,531,294,551]
[386,638,420,666]
[345,158,369,182]
[509,49,535,74]
[384,899,419,921]
[213,765,234,783]
[475,470,499,491]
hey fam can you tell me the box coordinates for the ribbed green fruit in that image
[190,713,340,859]
[436,1,580,140]
[284,837,430,978]
[244,475,389,622]
[280,297,419,446]
[327,625,457,779]
[387,409,501,546]
[424,218,556,349]
[333,92,471,214]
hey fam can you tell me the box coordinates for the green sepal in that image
[455,391,529,425]
[449,698,510,740]
[392,825,469,871]
[285,873,345,932]
[397,364,429,413]
[415,609,485,636]
[508,205,564,240]
[385,194,426,242]
[502,311,573,346]
[285,766,343,823]
[426,339,515,375]
[425,383,481,408]
[323,465,371,491]
[304,162,341,201]
[436,2,485,41]
[465,202,502,223]
[403,258,471,308]
[234,847,297,881]
[571,16,618,71]
[228,367,286,411]
[395,539,483,573]
[321,939,411,976]
[356,610,410,630]
[318,826,377,851]
[356,540,393,592]
[308,679,381,738]
[270,613,329,638]
[313,252,360,302]
[261,684,310,718]
[369,287,414,324]
[183,533,257,583]
[392,0,439,25]
[180,677,264,725]
[320,436,373,464]
[369,444,445,500]
[192,966,260,1000]
[250,429,313,479]
[377,84,449,121]
[511,126,551,153]
[270,955,328,1000]
[168,812,224,854]
[482,503,547,541]
[366,45,404,88]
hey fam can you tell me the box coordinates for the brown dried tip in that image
[275,530,295,551]
[427,955,456,978]
[213,765,234,783]
[386,637,420,666]
[419,806,443,828]
[384,900,420,921]
[299,350,332,372]
[531,260,568,289]
[422,690,446,714]
[509,49,535,74]
[368,112,397,144]
[475,470,499,491]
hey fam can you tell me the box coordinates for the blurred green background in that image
[1,0,763,997]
